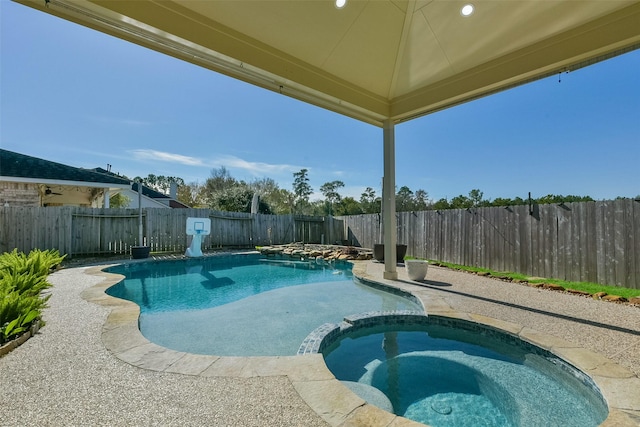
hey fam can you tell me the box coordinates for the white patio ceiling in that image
[15,0,640,127]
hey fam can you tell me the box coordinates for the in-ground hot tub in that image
[304,312,608,427]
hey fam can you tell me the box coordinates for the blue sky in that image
[2,1,639,202]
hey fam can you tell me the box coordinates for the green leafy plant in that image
[1,310,40,342]
[0,249,64,345]
[0,248,65,277]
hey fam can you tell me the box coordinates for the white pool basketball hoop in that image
[185,217,211,257]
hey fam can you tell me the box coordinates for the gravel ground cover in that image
[0,266,329,427]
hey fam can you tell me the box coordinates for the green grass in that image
[413,258,640,300]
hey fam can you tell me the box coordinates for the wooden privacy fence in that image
[337,199,640,289]
[0,207,344,258]
[2,200,638,289]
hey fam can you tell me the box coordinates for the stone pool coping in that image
[82,257,640,427]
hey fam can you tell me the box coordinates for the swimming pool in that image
[320,314,608,427]
[105,254,422,356]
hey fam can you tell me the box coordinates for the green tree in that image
[249,177,279,197]
[535,194,594,204]
[156,176,184,194]
[292,169,313,214]
[491,197,515,207]
[209,186,271,213]
[202,167,242,207]
[109,192,131,208]
[335,197,364,216]
[266,188,295,214]
[132,174,185,194]
[449,194,472,209]
[414,189,430,211]
[309,200,327,216]
[249,177,285,213]
[320,180,344,215]
[396,186,414,211]
[360,187,380,213]
[432,198,450,210]
[468,189,488,207]
[177,182,207,207]
[205,167,237,194]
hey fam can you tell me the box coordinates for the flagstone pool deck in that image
[1,254,639,426]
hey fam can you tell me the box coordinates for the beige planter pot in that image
[405,259,428,281]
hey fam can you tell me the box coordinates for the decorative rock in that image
[542,283,565,291]
[593,292,608,299]
[259,243,374,262]
[476,271,490,276]
[566,289,592,296]
[629,297,640,305]
[602,295,627,303]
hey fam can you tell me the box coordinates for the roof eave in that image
[0,176,131,189]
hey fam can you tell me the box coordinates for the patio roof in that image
[14,0,640,127]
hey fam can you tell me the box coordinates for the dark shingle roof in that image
[0,149,130,186]
[131,182,169,199]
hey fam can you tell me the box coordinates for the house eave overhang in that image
[0,176,131,189]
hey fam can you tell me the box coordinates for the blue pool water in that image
[106,255,422,356]
[323,322,608,427]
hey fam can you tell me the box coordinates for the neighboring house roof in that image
[168,199,189,209]
[1,149,190,208]
[0,149,130,187]
[131,181,169,200]
[129,182,189,208]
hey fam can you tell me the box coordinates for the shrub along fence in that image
[337,198,640,290]
[1,199,638,289]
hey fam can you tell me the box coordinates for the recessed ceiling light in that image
[335,0,347,9]
[461,4,474,16]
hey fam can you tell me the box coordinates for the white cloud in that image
[130,149,205,166]
[213,155,302,176]
[128,150,304,179]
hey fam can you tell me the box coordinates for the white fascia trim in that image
[0,176,130,189]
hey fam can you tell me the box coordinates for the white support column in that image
[382,119,397,280]
[103,189,110,208]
